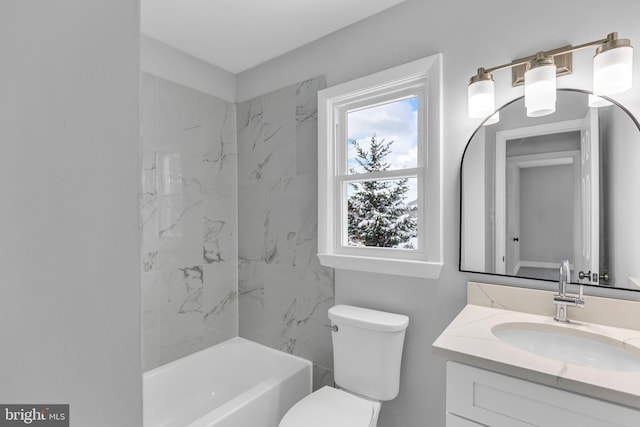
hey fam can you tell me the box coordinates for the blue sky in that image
[346,96,418,202]
[347,96,418,173]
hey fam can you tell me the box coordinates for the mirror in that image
[460,89,640,291]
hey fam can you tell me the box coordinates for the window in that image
[318,54,443,278]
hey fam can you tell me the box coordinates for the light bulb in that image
[593,38,633,96]
[588,94,613,108]
[524,55,556,117]
[468,70,495,118]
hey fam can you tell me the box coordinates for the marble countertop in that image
[433,297,640,409]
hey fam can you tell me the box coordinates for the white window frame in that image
[318,54,443,279]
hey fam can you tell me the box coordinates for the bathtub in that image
[143,337,312,427]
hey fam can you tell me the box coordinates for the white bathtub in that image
[143,337,312,427]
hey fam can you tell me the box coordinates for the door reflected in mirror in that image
[460,89,640,291]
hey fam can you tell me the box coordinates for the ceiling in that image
[141,0,407,74]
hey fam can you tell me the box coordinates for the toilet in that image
[279,304,409,427]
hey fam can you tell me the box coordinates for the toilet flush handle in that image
[325,324,339,332]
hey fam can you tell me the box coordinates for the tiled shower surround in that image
[141,73,335,386]
[236,77,335,388]
[141,72,238,370]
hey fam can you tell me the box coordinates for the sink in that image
[492,323,640,372]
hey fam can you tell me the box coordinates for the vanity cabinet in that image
[446,362,639,427]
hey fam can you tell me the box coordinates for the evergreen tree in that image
[347,134,417,248]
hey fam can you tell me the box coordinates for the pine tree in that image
[347,134,417,248]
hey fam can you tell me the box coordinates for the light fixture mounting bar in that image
[476,33,616,87]
[512,48,572,87]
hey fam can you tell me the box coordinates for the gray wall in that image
[601,107,640,289]
[141,35,236,103]
[0,1,142,425]
[236,77,335,389]
[141,72,238,370]
[236,1,640,426]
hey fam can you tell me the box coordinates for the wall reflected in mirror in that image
[460,89,640,291]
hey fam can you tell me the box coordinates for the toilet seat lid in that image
[279,386,378,427]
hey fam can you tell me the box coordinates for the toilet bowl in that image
[278,305,409,427]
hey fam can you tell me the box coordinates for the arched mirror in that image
[460,89,640,291]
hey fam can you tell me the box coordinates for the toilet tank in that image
[328,305,409,401]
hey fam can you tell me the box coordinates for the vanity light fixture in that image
[468,32,633,119]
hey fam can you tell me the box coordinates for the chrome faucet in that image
[553,259,585,322]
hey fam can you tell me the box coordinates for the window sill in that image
[318,253,443,279]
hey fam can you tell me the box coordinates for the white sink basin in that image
[492,323,640,372]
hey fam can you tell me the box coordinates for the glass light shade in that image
[468,79,495,118]
[482,111,499,126]
[524,63,556,117]
[593,45,633,96]
[588,94,613,108]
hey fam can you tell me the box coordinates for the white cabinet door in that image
[446,413,485,427]
[447,362,639,427]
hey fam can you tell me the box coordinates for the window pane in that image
[347,97,418,174]
[347,177,418,249]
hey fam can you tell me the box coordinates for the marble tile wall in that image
[141,72,238,371]
[236,76,335,389]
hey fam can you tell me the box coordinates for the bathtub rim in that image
[143,336,313,378]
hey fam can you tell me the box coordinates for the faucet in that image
[553,260,585,323]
